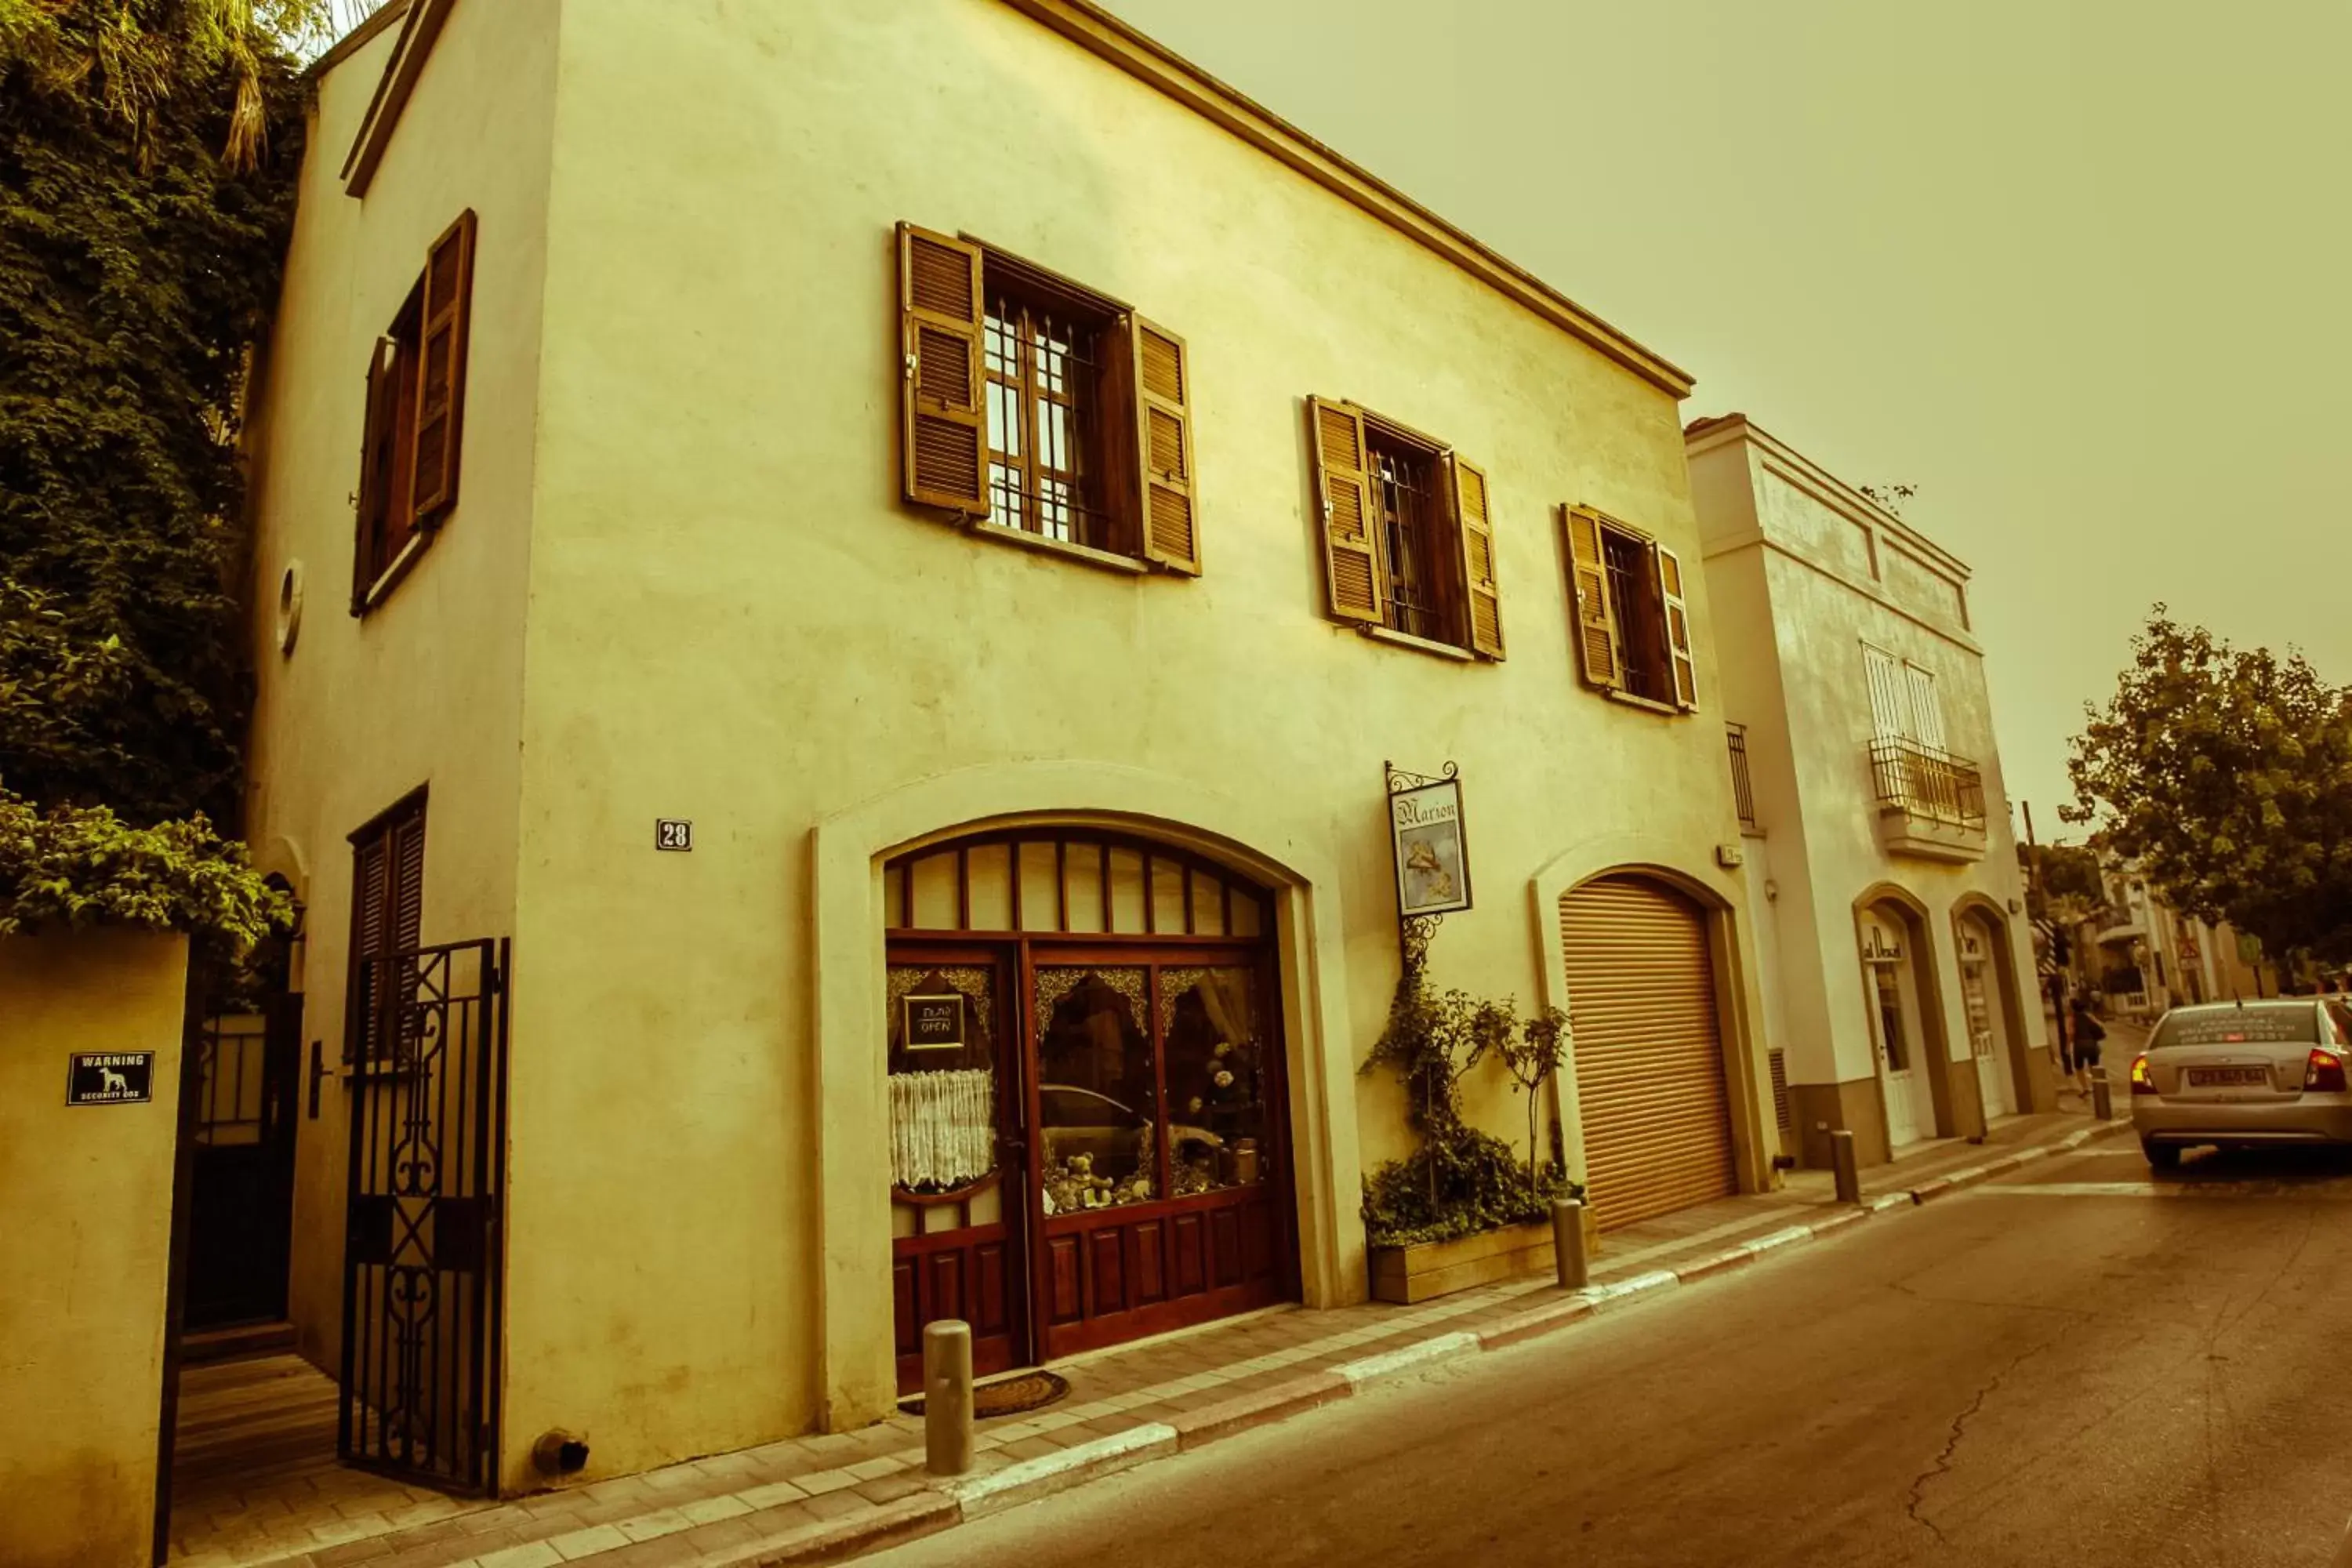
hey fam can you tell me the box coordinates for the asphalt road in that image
[873,1139,2352,1567]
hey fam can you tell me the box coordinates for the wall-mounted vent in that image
[1769,1048,1792,1129]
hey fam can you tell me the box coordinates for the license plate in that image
[2187,1067,2268,1087]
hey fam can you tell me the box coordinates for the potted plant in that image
[1359,924,1585,1304]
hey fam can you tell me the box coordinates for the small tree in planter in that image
[1359,922,1579,1261]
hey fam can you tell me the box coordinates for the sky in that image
[1099,0,2352,834]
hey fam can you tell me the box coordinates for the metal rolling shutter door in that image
[1561,875,1737,1230]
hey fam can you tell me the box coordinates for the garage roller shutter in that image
[1561,875,1737,1230]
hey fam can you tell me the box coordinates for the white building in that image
[1687,415,2053,1167]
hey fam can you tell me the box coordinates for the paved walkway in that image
[172,1105,2131,1568]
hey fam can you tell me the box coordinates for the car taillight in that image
[2306,1049,2348,1094]
[2129,1054,2157,1094]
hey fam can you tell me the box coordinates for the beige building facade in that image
[1689,415,2053,1169]
[214,0,1782,1508]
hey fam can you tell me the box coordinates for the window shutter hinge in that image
[902,351,916,381]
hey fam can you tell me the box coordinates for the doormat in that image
[904,1369,1069,1420]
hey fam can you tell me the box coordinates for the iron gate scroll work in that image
[340,938,510,1494]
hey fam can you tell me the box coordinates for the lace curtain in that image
[891,1068,996,1189]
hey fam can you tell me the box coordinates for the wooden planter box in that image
[1368,1207,1602,1305]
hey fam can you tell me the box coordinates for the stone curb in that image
[678,1117,2139,1567]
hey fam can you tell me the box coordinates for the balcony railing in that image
[1868,735,1985,833]
[1726,723,1759,830]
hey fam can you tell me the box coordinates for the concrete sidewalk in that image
[190,1107,2135,1568]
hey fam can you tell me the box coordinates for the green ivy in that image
[0,789,288,953]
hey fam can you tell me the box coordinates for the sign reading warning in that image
[67,1051,154,1105]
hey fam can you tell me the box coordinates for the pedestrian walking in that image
[2069,995,2107,1095]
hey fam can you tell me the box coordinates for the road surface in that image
[873,1139,2352,1566]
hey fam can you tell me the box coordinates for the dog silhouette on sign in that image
[99,1067,129,1094]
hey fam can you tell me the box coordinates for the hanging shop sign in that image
[901,993,967,1054]
[1388,771,1472,920]
[67,1051,154,1106]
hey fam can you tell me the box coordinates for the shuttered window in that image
[1308,397,1502,661]
[352,210,477,614]
[897,224,1198,574]
[1566,506,1696,711]
[345,793,426,1067]
[1560,874,1737,1230]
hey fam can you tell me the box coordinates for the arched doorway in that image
[881,827,1296,1391]
[1956,909,2018,1118]
[1559,873,1737,1231]
[1860,899,1940,1148]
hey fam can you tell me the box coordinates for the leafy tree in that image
[2065,609,2352,968]
[0,0,347,947]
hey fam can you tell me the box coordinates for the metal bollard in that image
[923,1320,973,1477]
[1552,1197,1589,1290]
[1829,1128,1861,1205]
[2091,1074,2113,1121]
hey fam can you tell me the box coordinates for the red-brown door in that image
[887,944,1029,1393]
[1024,945,1292,1359]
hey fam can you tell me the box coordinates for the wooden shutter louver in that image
[1453,456,1503,659]
[347,830,390,1065]
[353,336,398,611]
[1657,545,1697,709]
[1310,397,1381,624]
[1565,507,1622,690]
[898,223,987,514]
[1133,318,1200,573]
[409,210,476,527]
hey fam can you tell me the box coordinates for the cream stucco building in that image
[210,0,1787,1509]
[1689,414,2054,1170]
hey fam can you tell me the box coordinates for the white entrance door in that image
[1870,961,1922,1146]
[1961,926,2016,1117]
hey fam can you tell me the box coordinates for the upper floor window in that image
[1308,397,1504,661]
[898,223,1199,575]
[1863,644,1947,749]
[1566,506,1695,710]
[352,211,477,614]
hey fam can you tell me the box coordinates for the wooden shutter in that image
[410,210,476,526]
[1453,456,1504,659]
[389,808,426,953]
[1904,662,1947,750]
[1310,397,1381,624]
[1864,645,1910,739]
[898,223,987,514]
[1656,546,1697,709]
[346,829,390,1065]
[1132,317,1200,573]
[1565,507,1622,690]
[352,336,398,611]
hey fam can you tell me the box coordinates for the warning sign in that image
[67,1052,154,1105]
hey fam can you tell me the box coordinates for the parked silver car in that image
[2131,999,2352,1168]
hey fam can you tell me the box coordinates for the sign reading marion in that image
[1390,777,1472,919]
[67,1051,154,1106]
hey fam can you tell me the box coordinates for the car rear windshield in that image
[2151,1004,2318,1049]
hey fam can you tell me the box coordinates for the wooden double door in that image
[887,937,1294,1392]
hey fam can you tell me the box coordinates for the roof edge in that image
[1682,412,1972,579]
[1000,0,1697,400]
[307,0,409,80]
[339,0,457,198]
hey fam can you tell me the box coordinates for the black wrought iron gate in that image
[339,938,509,1493]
